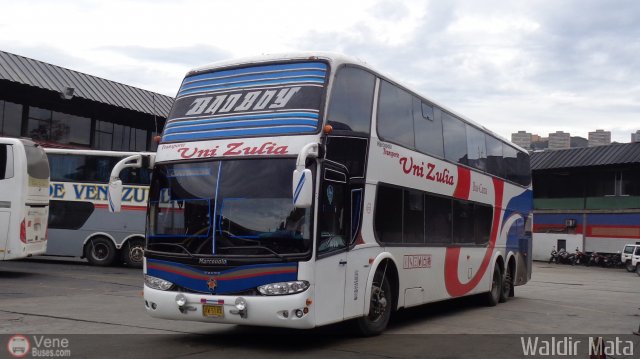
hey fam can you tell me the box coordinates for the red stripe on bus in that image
[94,204,146,211]
[453,166,471,200]
[444,177,504,297]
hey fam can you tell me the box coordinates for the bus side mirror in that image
[292,169,313,208]
[108,180,123,213]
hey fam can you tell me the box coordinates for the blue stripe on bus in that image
[162,126,317,142]
[163,119,318,135]
[293,172,305,205]
[184,62,327,84]
[165,112,319,129]
[177,78,324,97]
[180,70,327,91]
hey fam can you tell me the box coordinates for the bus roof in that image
[187,52,526,154]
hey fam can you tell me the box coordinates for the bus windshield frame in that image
[147,158,314,260]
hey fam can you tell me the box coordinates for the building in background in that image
[530,142,640,260]
[547,131,571,150]
[588,129,611,147]
[632,130,640,143]
[511,130,532,150]
[0,50,173,150]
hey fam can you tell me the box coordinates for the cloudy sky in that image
[1,0,638,142]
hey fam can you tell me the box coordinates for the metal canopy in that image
[531,142,640,170]
[0,50,173,117]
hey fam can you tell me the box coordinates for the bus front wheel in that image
[355,268,392,336]
[85,237,116,266]
[121,238,144,268]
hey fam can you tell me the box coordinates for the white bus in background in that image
[0,137,49,260]
[44,148,151,267]
[110,53,532,335]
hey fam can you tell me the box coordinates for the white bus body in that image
[0,138,49,260]
[44,148,152,267]
[110,53,533,334]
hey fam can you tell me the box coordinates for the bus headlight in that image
[145,275,174,291]
[257,281,310,295]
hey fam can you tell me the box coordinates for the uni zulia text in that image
[520,336,634,356]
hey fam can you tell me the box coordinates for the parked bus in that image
[0,137,49,260]
[45,148,151,267]
[109,53,532,334]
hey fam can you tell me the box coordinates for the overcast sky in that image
[1,0,638,142]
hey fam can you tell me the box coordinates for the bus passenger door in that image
[314,165,348,326]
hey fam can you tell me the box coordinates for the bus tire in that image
[121,238,145,268]
[355,267,392,336]
[484,265,502,307]
[499,265,513,303]
[84,237,116,266]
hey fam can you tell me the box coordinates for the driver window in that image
[317,169,347,255]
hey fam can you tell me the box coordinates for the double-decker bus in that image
[109,53,532,334]
[0,137,49,260]
[45,148,151,267]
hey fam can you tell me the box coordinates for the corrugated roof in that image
[0,50,173,117]
[531,142,640,170]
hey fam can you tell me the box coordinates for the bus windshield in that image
[147,158,312,258]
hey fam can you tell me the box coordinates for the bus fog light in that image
[144,275,174,291]
[257,281,310,295]
[295,309,304,318]
[175,293,187,307]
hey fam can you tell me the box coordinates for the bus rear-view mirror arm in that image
[108,154,156,213]
[292,143,319,209]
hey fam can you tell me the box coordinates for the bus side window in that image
[0,144,14,179]
[326,66,375,135]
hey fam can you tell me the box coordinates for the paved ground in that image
[1,259,639,358]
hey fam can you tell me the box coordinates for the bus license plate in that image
[202,304,224,318]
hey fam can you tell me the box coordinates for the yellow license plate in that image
[202,304,224,318]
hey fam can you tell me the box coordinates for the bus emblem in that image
[207,278,218,291]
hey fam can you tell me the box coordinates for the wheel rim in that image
[368,284,388,322]
[92,243,109,260]
[129,244,144,263]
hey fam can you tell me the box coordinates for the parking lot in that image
[1,259,639,357]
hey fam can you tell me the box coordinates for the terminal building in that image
[0,50,173,150]
[530,142,640,260]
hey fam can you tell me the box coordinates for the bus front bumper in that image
[144,285,316,329]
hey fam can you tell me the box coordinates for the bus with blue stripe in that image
[108,53,532,335]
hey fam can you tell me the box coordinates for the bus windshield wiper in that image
[148,242,194,257]
[217,245,285,260]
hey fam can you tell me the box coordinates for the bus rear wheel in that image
[484,265,502,307]
[85,237,116,266]
[499,265,513,303]
[355,268,392,336]
[121,238,144,268]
